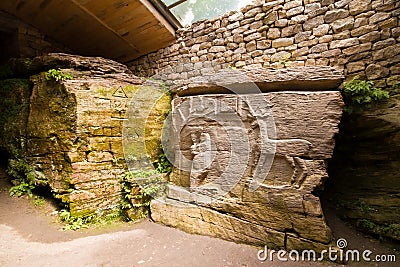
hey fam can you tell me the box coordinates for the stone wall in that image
[128,0,399,87]
[0,11,71,61]
[128,0,400,243]
[0,54,143,216]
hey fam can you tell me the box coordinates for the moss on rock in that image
[144,92,172,167]
[0,79,32,158]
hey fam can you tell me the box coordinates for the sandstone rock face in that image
[0,79,31,158]
[151,67,344,250]
[171,66,343,96]
[328,95,400,241]
[1,54,143,216]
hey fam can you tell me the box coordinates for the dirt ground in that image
[0,167,398,267]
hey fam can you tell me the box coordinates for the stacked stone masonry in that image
[129,0,399,88]
[0,11,71,59]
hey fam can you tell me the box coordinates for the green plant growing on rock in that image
[60,209,92,230]
[9,179,35,198]
[356,219,400,241]
[155,153,172,174]
[356,200,376,213]
[45,68,73,82]
[390,80,399,94]
[8,159,36,198]
[131,187,156,210]
[279,52,294,68]
[59,208,125,230]
[120,170,165,220]
[341,76,389,112]
[357,219,375,232]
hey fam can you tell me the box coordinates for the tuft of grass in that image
[45,68,73,82]
[33,196,45,207]
[59,209,126,231]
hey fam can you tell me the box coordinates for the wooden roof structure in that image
[0,0,179,62]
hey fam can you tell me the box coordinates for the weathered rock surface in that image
[1,54,143,216]
[128,0,400,245]
[9,53,141,84]
[171,66,343,96]
[0,79,31,158]
[151,68,344,250]
[328,94,400,241]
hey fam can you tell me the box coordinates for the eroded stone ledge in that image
[171,66,344,96]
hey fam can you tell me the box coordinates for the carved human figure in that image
[190,132,212,187]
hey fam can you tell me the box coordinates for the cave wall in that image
[327,95,400,241]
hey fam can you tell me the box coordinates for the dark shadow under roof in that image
[0,0,179,62]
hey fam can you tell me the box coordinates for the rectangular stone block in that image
[156,69,343,250]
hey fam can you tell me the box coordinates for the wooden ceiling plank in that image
[76,0,142,22]
[139,0,175,36]
[1,0,176,61]
[70,0,141,53]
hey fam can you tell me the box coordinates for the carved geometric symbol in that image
[111,86,128,110]
[112,86,128,98]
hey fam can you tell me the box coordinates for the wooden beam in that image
[168,0,187,9]
[139,0,175,37]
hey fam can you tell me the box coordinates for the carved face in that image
[191,133,197,143]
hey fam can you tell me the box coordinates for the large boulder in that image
[0,53,144,216]
[151,67,344,251]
